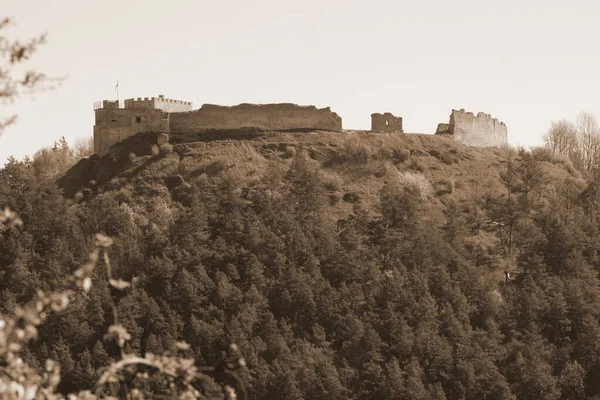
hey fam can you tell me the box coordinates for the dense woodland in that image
[3,131,600,399]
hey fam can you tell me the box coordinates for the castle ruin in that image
[371,112,403,133]
[93,95,342,154]
[435,109,507,147]
[93,95,507,154]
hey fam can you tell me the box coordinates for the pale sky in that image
[2,0,600,165]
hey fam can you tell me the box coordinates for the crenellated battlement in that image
[153,95,192,106]
[106,95,194,112]
[94,100,122,110]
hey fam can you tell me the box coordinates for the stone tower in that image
[93,95,192,155]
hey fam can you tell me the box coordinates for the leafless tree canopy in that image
[73,136,94,158]
[543,111,600,173]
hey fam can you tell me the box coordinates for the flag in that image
[115,80,119,91]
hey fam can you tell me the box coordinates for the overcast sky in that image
[2,0,600,165]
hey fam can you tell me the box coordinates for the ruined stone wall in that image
[371,112,403,132]
[435,109,507,147]
[93,101,342,155]
[169,103,342,133]
[94,108,168,154]
[435,123,451,135]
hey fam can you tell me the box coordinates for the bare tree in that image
[73,136,94,159]
[0,17,61,137]
[543,119,579,157]
[576,111,600,172]
[543,112,600,174]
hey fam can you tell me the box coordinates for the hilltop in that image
[61,129,573,217]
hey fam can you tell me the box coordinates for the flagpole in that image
[116,79,119,102]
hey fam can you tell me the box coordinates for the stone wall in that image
[435,123,451,135]
[435,109,507,147]
[169,103,342,133]
[153,96,193,113]
[371,112,403,132]
[123,98,155,109]
[94,108,168,154]
[123,96,193,113]
[93,101,342,155]
[102,100,120,109]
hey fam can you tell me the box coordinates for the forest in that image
[2,125,600,399]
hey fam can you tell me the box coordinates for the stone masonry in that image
[93,96,342,154]
[94,95,508,155]
[168,103,342,134]
[93,95,190,154]
[371,112,403,133]
[435,109,507,147]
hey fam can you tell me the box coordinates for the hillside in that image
[4,130,596,399]
[61,129,571,206]
[59,130,574,269]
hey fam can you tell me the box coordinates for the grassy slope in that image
[68,130,575,218]
[144,130,572,209]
